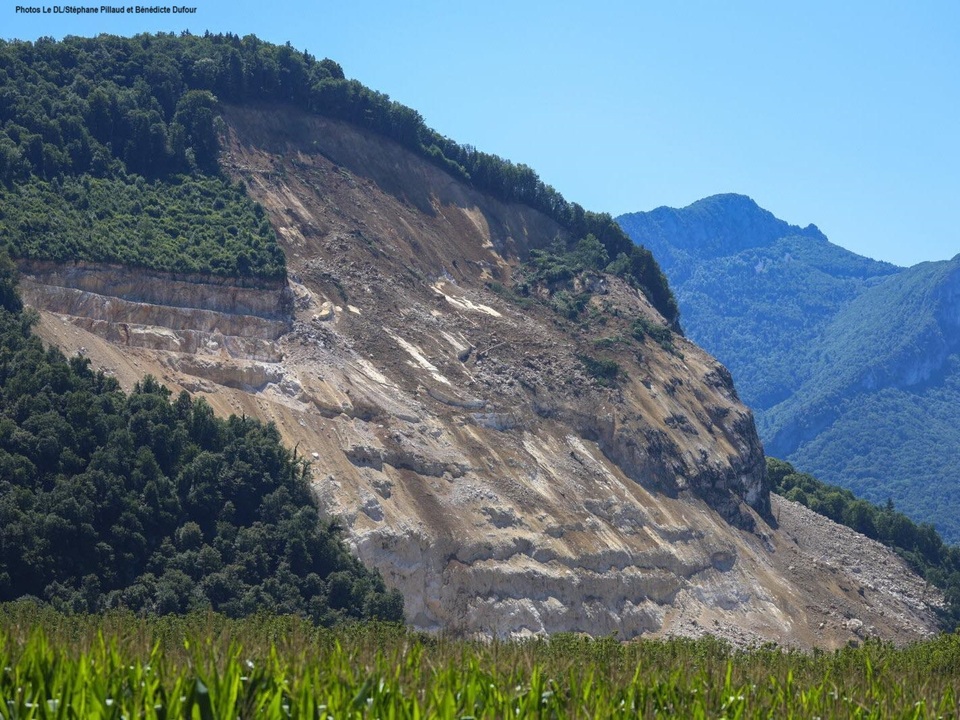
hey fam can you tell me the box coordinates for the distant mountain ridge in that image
[619,196,960,542]
[766,256,960,449]
[768,256,960,538]
[620,194,824,270]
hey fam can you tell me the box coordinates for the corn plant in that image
[1,604,958,718]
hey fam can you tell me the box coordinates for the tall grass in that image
[1,603,958,718]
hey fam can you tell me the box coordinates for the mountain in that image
[766,256,960,536]
[0,35,943,645]
[618,195,901,410]
[618,195,960,541]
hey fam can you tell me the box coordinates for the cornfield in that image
[1,603,958,718]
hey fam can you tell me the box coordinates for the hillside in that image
[0,251,402,621]
[618,196,960,541]
[0,35,944,645]
[0,33,675,324]
[768,456,960,628]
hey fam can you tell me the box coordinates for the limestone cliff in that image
[24,106,942,647]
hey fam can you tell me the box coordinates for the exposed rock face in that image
[24,107,942,647]
[18,260,291,363]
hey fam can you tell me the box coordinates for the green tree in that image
[0,249,21,313]
[172,89,219,170]
[0,250,402,624]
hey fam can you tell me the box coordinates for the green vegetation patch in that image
[579,354,622,386]
[509,236,677,370]
[1,175,285,278]
[3,606,960,718]
[515,234,678,326]
[631,316,675,352]
[592,335,627,350]
[0,35,287,280]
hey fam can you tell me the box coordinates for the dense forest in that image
[3,174,284,278]
[768,458,960,630]
[0,250,402,623]
[763,257,960,540]
[0,32,677,322]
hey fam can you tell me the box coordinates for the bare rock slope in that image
[25,105,942,647]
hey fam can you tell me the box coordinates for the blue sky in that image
[7,1,958,267]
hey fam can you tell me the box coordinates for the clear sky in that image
[6,0,959,267]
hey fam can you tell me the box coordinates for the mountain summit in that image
[619,194,825,269]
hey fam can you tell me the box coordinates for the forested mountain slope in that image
[619,196,960,541]
[0,34,944,645]
[766,256,960,538]
[0,33,675,323]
